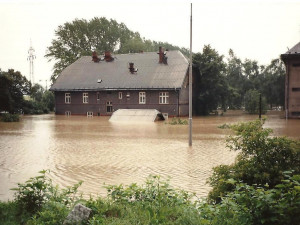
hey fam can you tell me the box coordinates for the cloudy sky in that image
[0,0,299,87]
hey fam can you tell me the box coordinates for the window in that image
[292,88,300,92]
[126,92,130,101]
[97,92,100,101]
[159,92,169,104]
[65,111,71,116]
[291,112,300,116]
[65,93,71,103]
[119,92,123,99]
[87,111,93,117]
[139,92,146,104]
[83,93,88,103]
[106,101,113,113]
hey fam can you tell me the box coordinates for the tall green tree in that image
[46,17,138,82]
[193,45,228,115]
[225,49,249,109]
[0,69,30,113]
[261,59,285,108]
[30,84,44,102]
[46,17,190,82]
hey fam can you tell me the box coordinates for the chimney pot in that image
[157,46,168,64]
[92,51,100,63]
[104,51,114,62]
[129,62,138,74]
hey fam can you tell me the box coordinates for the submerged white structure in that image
[109,109,165,122]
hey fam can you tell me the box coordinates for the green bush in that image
[202,172,300,225]
[87,175,202,224]
[208,120,300,203]
[1,171,300,224]
[23,100,49,114]
[0,201,19,225]
[6,170,82,224]
[168,117,188,125]
[1,113,19,122]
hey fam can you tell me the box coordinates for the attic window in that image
[97,79,102,83]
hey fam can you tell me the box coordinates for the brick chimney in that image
[157,47,168,64]
[104,51,114,62]
[129,62,138,74]
[92,51,100,63]
[158,46,164,63]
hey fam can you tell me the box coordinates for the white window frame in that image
[139,92,146,104]
[119,92,123,99]
[159,92,169,104]
[65,111,71,116]
[83,93,89,103]
[65,93,71,104]
[106,101,113,113]
[97,92,100,101]
[87,111,93,117]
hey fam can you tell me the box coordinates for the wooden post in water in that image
[189,3,193,146]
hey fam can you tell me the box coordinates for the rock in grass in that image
[63,203,92,225]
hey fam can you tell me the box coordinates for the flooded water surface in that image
[0,111,299,201]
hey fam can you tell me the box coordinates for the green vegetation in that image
[193,47,285,115]
[0,69,55,117]
[244,89,267,114]
[0,113,20,122]
[168,117,188,125]
[0,69,30,114]
[208,120,300,203]
[1,120,299,224]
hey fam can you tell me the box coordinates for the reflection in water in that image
[0,111,299,201]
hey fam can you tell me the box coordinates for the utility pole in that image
[27,39,36,84]
[189,3,193,146]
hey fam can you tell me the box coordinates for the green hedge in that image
[1,113,19,122]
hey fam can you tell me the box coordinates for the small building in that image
[281,42,300,118]
[50,48,191,117]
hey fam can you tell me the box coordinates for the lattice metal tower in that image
[27,40,36,84]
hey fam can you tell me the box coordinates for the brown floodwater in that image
[0,111,299,201]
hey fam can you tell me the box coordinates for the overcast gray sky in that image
[0,0,299,87]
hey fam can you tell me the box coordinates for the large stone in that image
[63,203,92,225]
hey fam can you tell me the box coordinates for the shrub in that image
[87,175,202,224]
[203,172,300,225]
[1,113,19,122]
[208,120,300,203]
[9,170,82,224]
[168,117,188,125]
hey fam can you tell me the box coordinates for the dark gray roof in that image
[281,42,300,59]
[50,51,189,91]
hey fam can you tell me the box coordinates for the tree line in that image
[0,69,54,116]
[193,46,285,115]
